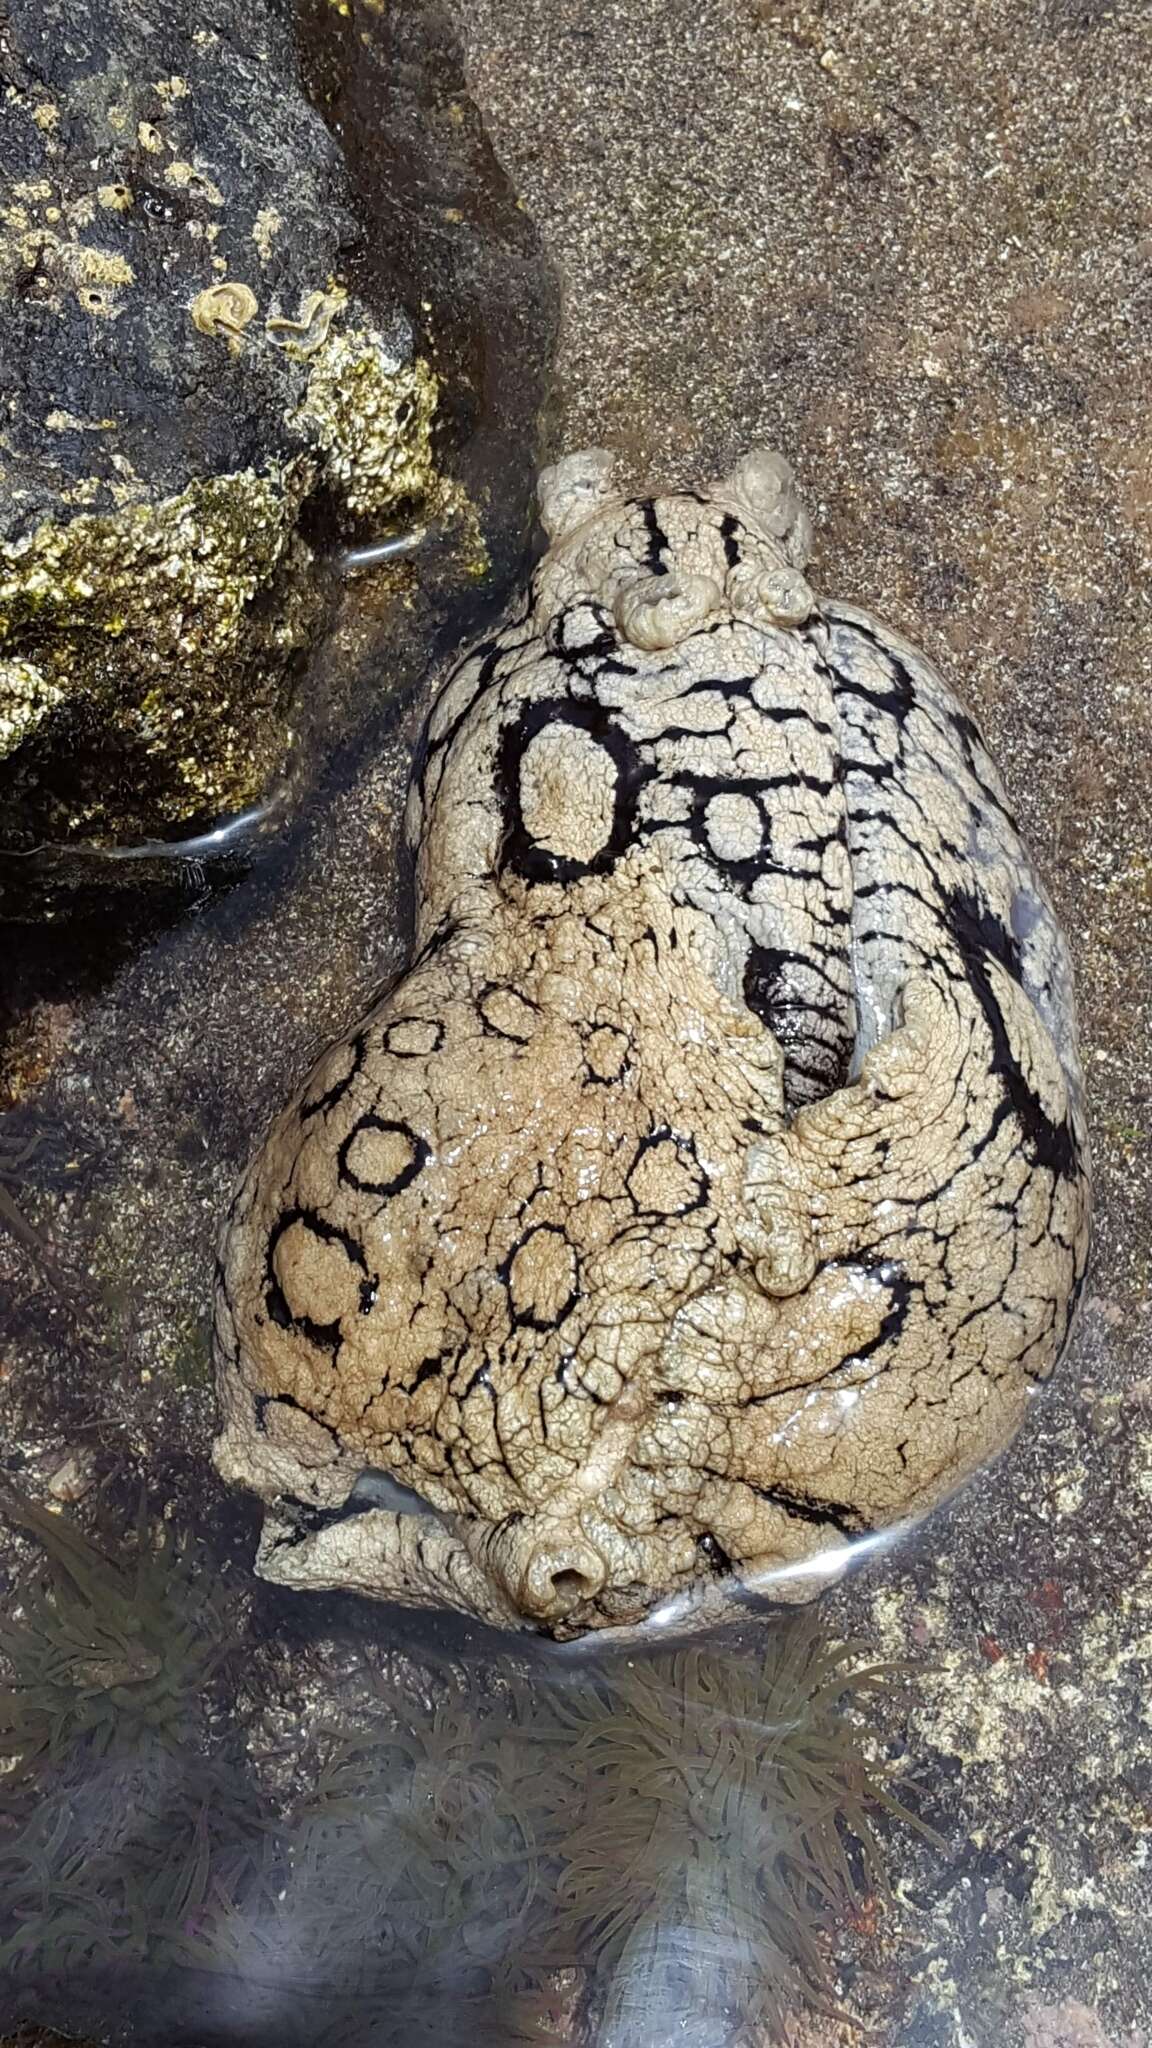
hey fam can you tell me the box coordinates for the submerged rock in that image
[0,0,556,1459]
[0,0,440,853]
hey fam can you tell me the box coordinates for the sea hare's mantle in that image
[213,448,1091,1639]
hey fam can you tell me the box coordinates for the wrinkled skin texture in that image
[213,449,1091,1639]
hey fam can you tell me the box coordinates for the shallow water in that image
[0,1480,930,2047]
[3,0,1152,2043]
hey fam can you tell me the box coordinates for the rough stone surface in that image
[0,0,557,1410]
[212,447,1089,1640]
[446,0,1152,2034]
[0,0,437,851]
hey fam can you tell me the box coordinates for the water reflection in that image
[336,529,429,575]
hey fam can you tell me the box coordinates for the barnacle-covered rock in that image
[0,0,440,853]
[213,450,1091,1639]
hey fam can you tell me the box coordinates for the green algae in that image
[293,328,440,525]
[0,465,320,843]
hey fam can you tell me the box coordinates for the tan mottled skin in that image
[212,450,1091,1638]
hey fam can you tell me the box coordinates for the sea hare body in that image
[213,449,1091,1638]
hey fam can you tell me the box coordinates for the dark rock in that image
[0,0,554,1456]
[0,0,459,854]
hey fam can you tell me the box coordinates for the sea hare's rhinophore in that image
[212,449,1091,1638]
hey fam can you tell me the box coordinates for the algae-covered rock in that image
[0,0,442,852]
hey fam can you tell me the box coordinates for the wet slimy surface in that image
[213,451,1091,1637]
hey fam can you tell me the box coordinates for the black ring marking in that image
[263,1205,370,1352]
[499,1221,581,1330]
[625,1125,710,1218]
[383,1017,445,1059]
[582,1021,633,1085]
[496,697,656,886]
[478,983,540,1043]
[337,1114,431,1198]
[300,1031,367,1122]
[547,600,619,667]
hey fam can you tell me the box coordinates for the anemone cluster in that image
[0,1491,932,2046]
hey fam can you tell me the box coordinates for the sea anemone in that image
[0,1487,231,1782]
[522,1621,933,2041]
[0,1493,935,2046]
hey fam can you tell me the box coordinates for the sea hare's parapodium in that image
[213,449,1091,1637]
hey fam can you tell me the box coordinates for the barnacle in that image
[190,280,259,349]
[265,288,346,358]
